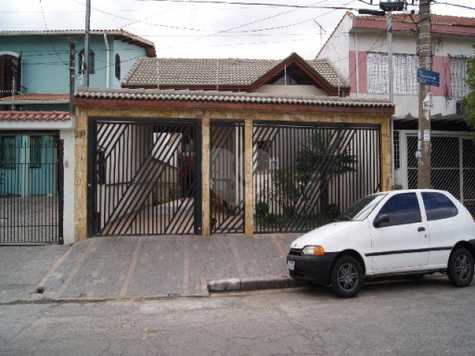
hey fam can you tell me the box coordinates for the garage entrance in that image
[88,119,201,236]
[253,122,381,233]
[210,122,245,234]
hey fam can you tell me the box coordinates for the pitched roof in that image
[0,111,70,122]
[123,53,349,93]
[0,29,156,57]
[0,93,69,104]
[75,87,391,109]
[352,14,475,37]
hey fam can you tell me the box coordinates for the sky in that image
[1,0,474,59]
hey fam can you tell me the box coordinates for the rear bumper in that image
[287,252,339,286]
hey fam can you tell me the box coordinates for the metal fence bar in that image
[252,122,381,233]
[0,135,63,245]
[90,120,200,236]
[209,121,245,234]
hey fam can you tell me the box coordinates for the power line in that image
[214,0,331,33]
[38,0,68,66]
[432,1,475,11]
[138,0,362,11]
[69,0,205,32]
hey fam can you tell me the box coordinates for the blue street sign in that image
[417,68,440,87]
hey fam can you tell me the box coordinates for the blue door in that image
[0,135,23,196]
[0,135,57,196]
[28,135,57,196]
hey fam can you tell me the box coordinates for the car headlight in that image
[302,245,325,256]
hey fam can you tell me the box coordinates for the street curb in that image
[207,277,305,293]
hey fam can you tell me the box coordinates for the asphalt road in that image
[1,276,474,356]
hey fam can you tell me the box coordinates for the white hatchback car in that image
[287,189,475,298]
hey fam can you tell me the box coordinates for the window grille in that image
[450,56,469,99]
[367,53,418,95]
[29,136,42,169]
[78,49,95,74]
[115,54,121,80]
[393,130,400,169]
[0,136,16,169]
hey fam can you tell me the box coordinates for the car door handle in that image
[417,227,426,232]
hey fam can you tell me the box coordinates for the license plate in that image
[287,260,295,271]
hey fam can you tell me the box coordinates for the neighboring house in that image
[70,52,393,242]
[0,29,156,100]
[0,30,156,245]
[317,13,475,213]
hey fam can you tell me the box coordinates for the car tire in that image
[330,255,363,298]
[448,247,474,288]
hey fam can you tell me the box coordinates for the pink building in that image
[318,13,475,213]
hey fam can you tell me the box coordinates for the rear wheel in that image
[448,247,474,287]
[330,255,363,298]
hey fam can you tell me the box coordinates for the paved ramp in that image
[36,234,299,301]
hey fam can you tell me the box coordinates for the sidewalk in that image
[0,234,301,303]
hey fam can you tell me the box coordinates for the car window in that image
[422,192,458,221]
[375,193,421,227]
[339,194,387,221]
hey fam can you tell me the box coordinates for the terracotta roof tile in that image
[75,88,391,109]
[0,111,71,121]
[123,56,349,89]
[353,14,475,36]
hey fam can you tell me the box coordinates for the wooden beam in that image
[201,115,211,236]
[244,120,254,237]
[74,98,395,116]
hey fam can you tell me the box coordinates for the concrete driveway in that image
[1,234,298,303]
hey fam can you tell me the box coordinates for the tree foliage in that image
[273,131,357,216]
[464,56,475,129]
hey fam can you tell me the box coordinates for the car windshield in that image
[338,193,387,221]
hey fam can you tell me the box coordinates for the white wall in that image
[317,15,352,79]
[349,30,475,118]
[60,128,75,245]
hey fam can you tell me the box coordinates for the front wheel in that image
[330,255,363,298]
[448,247,474,287]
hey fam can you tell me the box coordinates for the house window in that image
[0,54,21,98]
[0,136,16,169]
[367,53,418,95]
[78,49,95,74]
[450,56,469,99]
[269,64,313,85]
[29,136,42,169]
[115,54,121,80]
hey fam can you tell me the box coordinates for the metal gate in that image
[405,134,475,215]
[253,122,381,233]
[0,134,63,244]
[89,120,201,236]
[210,122,244,234]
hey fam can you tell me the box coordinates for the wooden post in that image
[244,120,254,237]
[201,116,210,236]
[74,109,89,241]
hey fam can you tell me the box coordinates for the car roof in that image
[385,189,449,195]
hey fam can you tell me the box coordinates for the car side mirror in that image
[374,214,390,228]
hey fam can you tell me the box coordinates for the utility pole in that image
[84,0,91,87]
[69,41,76,114]
[386,11,395,188]
[417,0,432,188]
